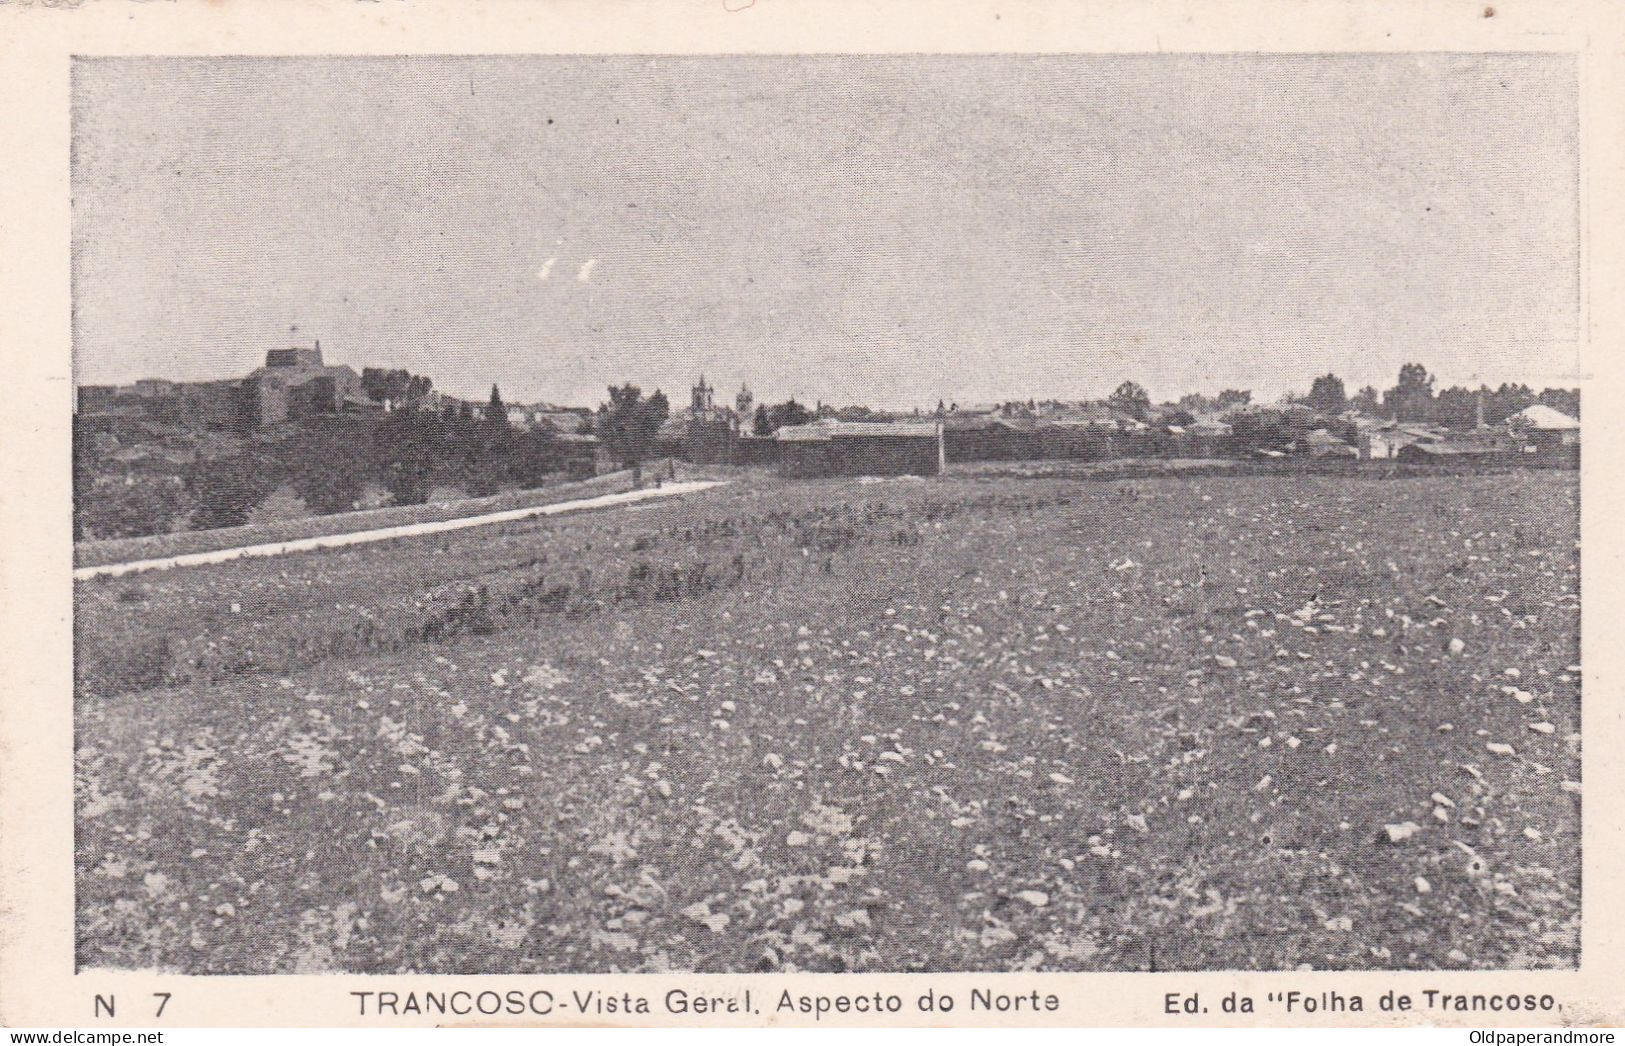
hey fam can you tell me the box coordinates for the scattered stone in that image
[980,925,1019,948]
[681,904,730,933]
[1383,822,1422,844]
[419,873,458,894]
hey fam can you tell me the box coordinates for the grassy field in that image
[74,467,1580,973]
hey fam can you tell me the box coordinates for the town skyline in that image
[75,333,1583,418]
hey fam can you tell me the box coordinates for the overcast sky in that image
[72,54,1579,409]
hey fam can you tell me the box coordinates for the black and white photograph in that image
[66,50,1584,983]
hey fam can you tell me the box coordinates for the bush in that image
[374,412,445,506]
[385,460,435,506]
[283,431,370,515]
[507,429,565,489]
[185,453,283,530]
[75,478,192,540]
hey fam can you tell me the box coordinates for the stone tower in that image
[691,374,715,413]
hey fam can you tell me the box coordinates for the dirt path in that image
[73,480,729,581]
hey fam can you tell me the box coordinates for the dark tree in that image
[1383,363,1436,423]
[1215,389,1252,411]
[596,384,671,482]
[488,385,510,428]
[1432,386,1481,429]
[375,411,444,506]
[1108,381,1152,421]
[767,398,812,431]
[1350,385,1382,415]
[361,367,433,406]
[1305,373,1347,415]
[507,427,564,489]
[386,460,434,506]
[752,403,772,437]
[285,430,368,515]
[185,452,284,530]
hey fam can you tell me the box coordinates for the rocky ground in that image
[74,468,1580,972]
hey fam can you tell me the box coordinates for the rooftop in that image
[775,419,942,442]
[1509,404,1580,431]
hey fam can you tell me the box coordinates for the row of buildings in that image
[76,343,374,431]
[662,384,1582,478]
[74,344,1581,480]
[1279,405,1580,463]
[75,343,599,435]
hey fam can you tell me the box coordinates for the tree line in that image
[76,382,682,539]
[1108,365,1577,427]
[1295,366,1579,426]
[186,391,574,530]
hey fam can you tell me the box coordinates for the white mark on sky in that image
[577,259,597,282]
[537,257,556,281]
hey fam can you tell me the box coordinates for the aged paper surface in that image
[2,0,1623,1028]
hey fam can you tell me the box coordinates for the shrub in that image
[75,478,192,540]
[185,453,283,530]
[385,460,435,506]
[284,431,370,515]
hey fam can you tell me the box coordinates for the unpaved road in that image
[73,480,728,581]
